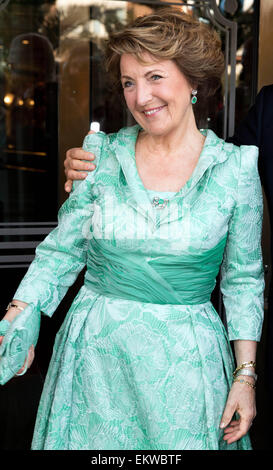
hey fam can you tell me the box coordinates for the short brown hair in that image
[105,8,224,113]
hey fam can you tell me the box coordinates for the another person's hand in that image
[220,379,256,444]
[64,130,97,193]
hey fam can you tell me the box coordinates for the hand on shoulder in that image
[64,130,97,193]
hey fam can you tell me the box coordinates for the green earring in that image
[191,89,197,104]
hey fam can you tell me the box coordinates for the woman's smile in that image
[142,105,166,117]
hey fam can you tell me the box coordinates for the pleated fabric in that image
[31,287,250,450]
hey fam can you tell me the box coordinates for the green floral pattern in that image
[13,125,264,450]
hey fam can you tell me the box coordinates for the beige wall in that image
[258,0,273,90]
[258,1,273,302]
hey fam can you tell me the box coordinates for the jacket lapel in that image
[159,129,230,226]
[108,126,229,228]
[109,125,156,225]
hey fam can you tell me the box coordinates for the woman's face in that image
[120,52,194,137]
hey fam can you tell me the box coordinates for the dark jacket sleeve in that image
[228,85,273,203]
[227,86,267,148]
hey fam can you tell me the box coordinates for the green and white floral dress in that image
[5,125,265,449]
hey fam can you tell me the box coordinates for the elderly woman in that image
[0,9,264,450]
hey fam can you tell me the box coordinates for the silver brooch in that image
[152,197,169,209]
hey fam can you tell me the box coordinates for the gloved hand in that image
[0,303,40,385]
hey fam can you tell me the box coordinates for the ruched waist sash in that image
[84,237,227,305]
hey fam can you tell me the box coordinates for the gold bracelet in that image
[6,302,24,312]
[233,378,256,389]
[233,361,256,378]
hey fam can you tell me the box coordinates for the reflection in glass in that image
[0,1,58,223]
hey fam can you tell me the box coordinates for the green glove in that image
[0,303,40,385]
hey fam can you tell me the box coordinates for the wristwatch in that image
[6,302,24,312]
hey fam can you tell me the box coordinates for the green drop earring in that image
[191,89,198,104]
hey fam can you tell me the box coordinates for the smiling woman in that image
[105,9,224,116]
[0,7,264,451]
[120,53,203,192]
[104,9,225,192]
[120,54,193,139]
